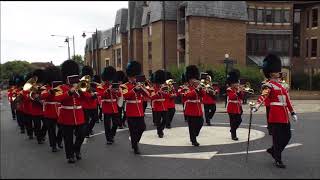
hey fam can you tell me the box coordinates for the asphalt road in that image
[1,94,320,179]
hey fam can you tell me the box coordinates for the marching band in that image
[6,53,297,168]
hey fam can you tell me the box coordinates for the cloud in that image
[1,1,128,65]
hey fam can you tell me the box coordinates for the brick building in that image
[84,1,320,84]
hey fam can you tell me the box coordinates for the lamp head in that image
[225,54,229,59]
[82,32,86,38]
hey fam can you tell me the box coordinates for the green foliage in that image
[72,54,84,66]
[168,64,185,84]
[0,60,35,81]
[233,65,264,91]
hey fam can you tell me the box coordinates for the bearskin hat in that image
[153,69,166,84]
[126,61,141,77]
[113,70,128,83]
[93,75,101,83]
[45,66,62,84]
[32,69,46,84]
[9,76,15,86]
[61,60,79,83]
[185,65,200,81]
[101,66,116,82]
[262,53,282,78]
[205,70,214,78]
[165,71,173,80]
[14,75,25,87]
[181,73,186,84]
[81,65,94,77]
[226,69,240,85]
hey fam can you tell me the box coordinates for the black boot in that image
[274,160,286,168]
[192,141,200,146]
[75,152,82,160]
[21,129,25,134]
[133,145,140,154]
[68,157,76,163]
[52,146,58,152]
[57,142,63,149]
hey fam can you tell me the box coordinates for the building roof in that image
[141,1,178,26]
[30,62,54,70]
[115,8,128,33]
[85,37,92,53]
[127,1,145,30]
[98,28,114,49]
[181,1,248,21]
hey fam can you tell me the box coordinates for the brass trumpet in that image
[239,83,254,94]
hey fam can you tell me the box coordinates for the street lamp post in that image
[223,53,235,108]
[51,34,75,60]
[82,30,99,74]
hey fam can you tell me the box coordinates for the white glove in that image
[251,107,258,113]
[291,112,298,122]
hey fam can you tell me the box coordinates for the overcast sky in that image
[1,1,128,65]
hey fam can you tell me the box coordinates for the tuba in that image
[77,75,91,92]
[23,76,45,101]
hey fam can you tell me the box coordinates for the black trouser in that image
[118,106,126,126]
[143,101,148,113]
[60,124,86,159]
[182,104,187,122]
[16,110,25,131]
[153,111,167,136]
[186,116,204,143]
[25,114,42,141]
[84,108,98,135]
[269,123,291,162]
[127,117,146,149]
[10,103,16,119]
[44,118,63,148]
[98,105,103,121]
[104,113,120,141]
[166,108,176,127]
[204,104,216,124]
[41,118,48,139]
[266,106,271,135]
[228,113,242,138]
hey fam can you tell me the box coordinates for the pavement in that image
[1,92,320,179]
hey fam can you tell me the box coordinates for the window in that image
[275,39,282,52]
[103,39,107,47]
[258,38,265,52]
[311,39,318,57]
[248,8,256,22]
[274,9,281,23]
[146,12,151,24]
[257,9,263,22]
[148,42,152,60]
[283,38,289,54]
[265,9,273,23]
[283,10,290,23]
[266,39,273,50]
[115,25,121,44]
[307,10,310,28]
[105,58,110,67]
[116,49,121,68]
[294,10,300,23]
[312,8,318,27]
[306,39,309,57]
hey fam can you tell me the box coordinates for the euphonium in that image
[76,75,91,92]
[165,79,175,92]
[23,76,45,100]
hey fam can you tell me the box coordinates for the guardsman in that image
[7,77,17,120]
[13,75,26,133]
[122,61,149,154]
[98,66,121,145]
[93,75,103,123]
[80,66,99,138]
[55,60,87,164]
[202,70,220,126]
[251,53,298,169]
[113,70,128,129]
[262,79,272,135]
[226,69,244,141]
[183,65,206,146]
[150,70,169,138]
[41,66,63,152]
[23,69,46,144]
[177,73,188,122]
[164,71,176,129]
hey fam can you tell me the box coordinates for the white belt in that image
[270,102,287,106]
[152,99,165,102]
[228,100,239,103]
[44,102,61,105]
[126,100,141,104]
[101,99,117,102]
[185,100,200,103]
[61,105,82,110]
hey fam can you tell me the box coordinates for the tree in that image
[0,60,35,81]
[72,54,84,66]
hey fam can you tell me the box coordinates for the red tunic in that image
[97,82,121,114]
[165,89,176,109]
[202,85,220,105]
[80,89,98,110]
[54,84,85,125]
[7,86,16,103]
[226,87,244,114]
[256,80,294,124]
[122,82,148,117]
[21,90,33,115]
[41,85,61,119]
[182,85,205,117]
[150,84,169,112]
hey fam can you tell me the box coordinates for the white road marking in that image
[141,151,218,160]
[139,126,265,147]
[214,143,302,157]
